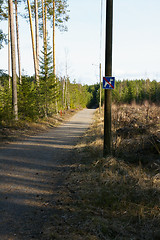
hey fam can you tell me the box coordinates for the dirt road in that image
[0,109,95,240]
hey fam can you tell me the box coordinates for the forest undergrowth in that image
[0,109,78,143]
[46,103,160,240]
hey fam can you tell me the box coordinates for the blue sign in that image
[103,77,115,89]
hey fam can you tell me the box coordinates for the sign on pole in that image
[103,77,115,89]
[103,0,113,157]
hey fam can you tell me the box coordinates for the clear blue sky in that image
[0,0,160,85]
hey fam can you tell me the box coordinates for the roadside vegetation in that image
[88,79,160,108]
[0,72,91,122]
[0,72,92,142]
[44,103,160,240]
[0,69,159,239]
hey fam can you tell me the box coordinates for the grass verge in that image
[0,109,78,143]
[45,104,160,240]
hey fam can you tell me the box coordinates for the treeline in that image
[0,0,70,120]
[1,76,159,123]
[113,79,160,104]
[0,72,91,122]
[88,79,160,107]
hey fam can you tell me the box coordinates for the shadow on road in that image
[0,109,95,240]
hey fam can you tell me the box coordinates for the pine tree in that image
[39,41,58,117]
[0,0,7,49]
[15,0,22,84]
[27,0,39,84]
[9,0,18,120]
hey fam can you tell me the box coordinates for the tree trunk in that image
[53,0,58,113]
[44,0,47,56]
[8,0,18,120]
[27,0,38,83]
[35,0,39,82]
[42,0,48,78]
[41,0,47,71]
[62,77,65,108]
[15,0,22,84]
[41,0,45,46]
[8,9,11,88]
[53,0,55,76]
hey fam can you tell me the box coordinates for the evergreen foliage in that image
[69,81,91,109]
[0,75,12,122]
[48,0,70,31]
[0,29,7,49]
[58,77,91,110]
[86,83,100,108]
[86,79,160,107]
[0,0,8,51]
[0,74,159,124]
[39,42,57,117]
[112,79,160,104]
[18,76,38,120]
[0,72,92,122]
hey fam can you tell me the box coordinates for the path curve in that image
[0,109,95,240]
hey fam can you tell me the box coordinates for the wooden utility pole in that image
[103,0,113,156]
[99,62,102,114]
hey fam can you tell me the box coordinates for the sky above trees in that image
[0,0,160,85]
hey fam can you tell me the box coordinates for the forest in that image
[0,71,92,122]
[87,78,160,108]
[0,0,160,123]
[0,0,71,121]
[0,69,160,123]
[0,1,160,239]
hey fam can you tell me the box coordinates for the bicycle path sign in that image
[103,77,115,89]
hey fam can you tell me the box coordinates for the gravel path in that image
[0,109,95,240]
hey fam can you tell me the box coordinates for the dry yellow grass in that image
[46,104,160,240]
[0,109,77,143]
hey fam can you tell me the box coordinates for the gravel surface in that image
[0,109,95,240]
